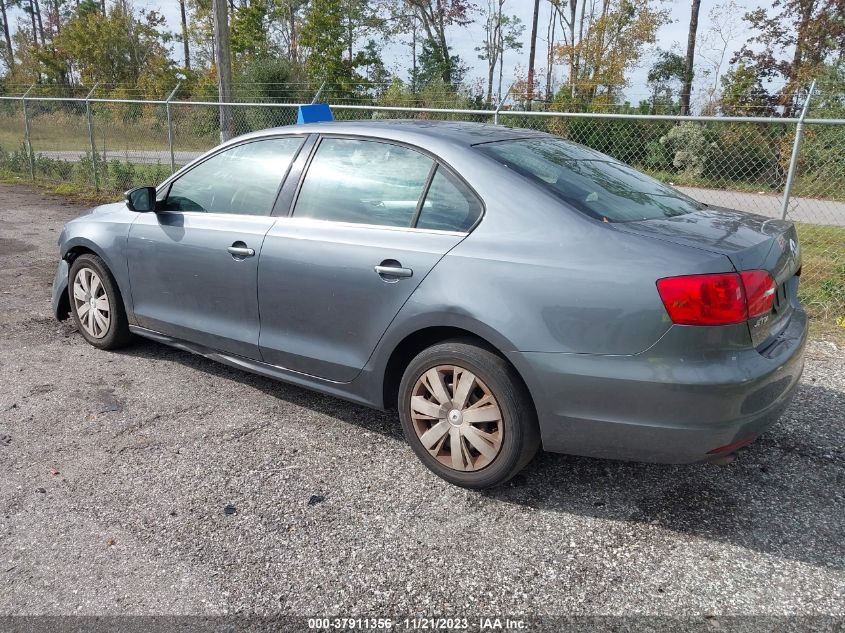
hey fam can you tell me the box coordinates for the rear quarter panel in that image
[386,162,738,357]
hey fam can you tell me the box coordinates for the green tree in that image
[719,62,772,116]
[231,0,272,60]
[54,3,175,92]
[401,0,475,86]
[554,0,670,111]
[417,37,467,87]
[646,49,684,113]
[732,0,845,115]
[301,0,361,96]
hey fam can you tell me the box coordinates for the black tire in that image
[398,339,540,488]
[68,253,133,350]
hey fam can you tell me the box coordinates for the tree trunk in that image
[486,57,495,106]
[212,0,233,141]
[484,2,500,107]
[679,0,701,115]
[33,0,45,44]
[495,0,503,102]
[526,0,540,109]
[288,4,297,63]
[52,0,60,35]
[497,48,504,104]
[347,13,353,62]
[573,0,584,100]
[27,0,38,46]
[784,0,813,116]
[545,2,555,101]
[0,0,13,68]
[179,0,191,69]
[436,5,451,85]
[411,17,417,93]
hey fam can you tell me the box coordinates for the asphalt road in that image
[1,184,844,622]
[36,148,845,227]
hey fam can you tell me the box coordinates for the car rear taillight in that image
[656,270,776,326]
[740,270,777,318]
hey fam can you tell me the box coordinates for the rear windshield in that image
[476,138,703,222]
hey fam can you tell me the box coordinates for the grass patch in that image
[795,223,845,327]
[0,171,118,205]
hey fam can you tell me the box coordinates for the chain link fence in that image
[0,88,842,329]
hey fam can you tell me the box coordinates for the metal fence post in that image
[493,83,516,126]
[780,80,816,220]
[311,81,326,104]
[85,83,99,192]
[21,84,35,180]
[166,82,181,173]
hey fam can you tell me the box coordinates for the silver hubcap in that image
[410,365,504,472]
[72,267,110,339]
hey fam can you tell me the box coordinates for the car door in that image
[257,136,484,382]
[126,135,307,359]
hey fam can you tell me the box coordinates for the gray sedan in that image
[52,120,807,488]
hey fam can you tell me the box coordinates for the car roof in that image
[243,119,549,148]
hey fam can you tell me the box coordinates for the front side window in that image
[416,167,482,232]
[163,137,304,215]
[476,138,704,222]
[293,138,433,227]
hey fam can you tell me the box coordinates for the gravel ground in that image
[1,182,844,620]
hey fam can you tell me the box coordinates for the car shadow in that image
[118,338,845,572]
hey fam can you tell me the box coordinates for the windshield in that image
[476,138,703,222]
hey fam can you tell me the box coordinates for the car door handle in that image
[227,244,255,258]
[374,264,413,279]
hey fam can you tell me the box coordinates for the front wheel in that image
[69,253,133,350]
[398,340,540,488]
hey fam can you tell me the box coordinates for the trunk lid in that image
[615,207,802,348]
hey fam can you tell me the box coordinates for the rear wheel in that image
[398,340,540,488]
[69,254,132,350]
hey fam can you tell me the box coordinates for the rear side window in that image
[416,167,482,232]
[476,138,703,222]
[163,137,304,215]
[293,138,433,227]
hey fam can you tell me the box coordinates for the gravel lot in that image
[1,182,844,620]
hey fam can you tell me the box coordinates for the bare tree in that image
[552,0,580,99]
[478,0,504,105]
[477,0,523,105]
[696,0,743,112]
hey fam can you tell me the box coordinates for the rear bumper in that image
[511,308,808,463]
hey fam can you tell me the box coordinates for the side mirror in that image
[124,186,157,212]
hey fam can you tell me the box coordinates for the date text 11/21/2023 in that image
[307,617,528,630]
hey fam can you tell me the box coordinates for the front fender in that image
[51,258,70,319]
[58,216,134,321]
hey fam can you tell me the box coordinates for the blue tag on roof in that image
[297,103,334,124]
